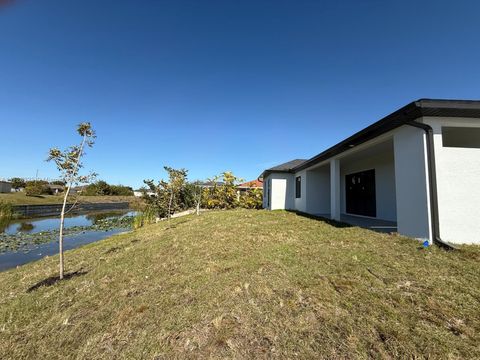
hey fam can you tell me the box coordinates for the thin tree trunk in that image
[58,185,71,280]
[195,189,201,215]
[58,134,86,280]
[168,190,173,220]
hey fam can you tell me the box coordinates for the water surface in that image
[0,210,135,271]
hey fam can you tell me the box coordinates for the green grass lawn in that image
[0,192,137,206]
[0,210,479,359]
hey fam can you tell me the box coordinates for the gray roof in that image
[263,99,480,176]
[264,159,307,174]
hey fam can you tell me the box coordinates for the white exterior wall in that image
[340,149,397,221]
[0,182,12,193]
[293,170,307,212]
[264,173,294,210]
[264,116,480,245]
[393,125,431,240]
[306,166,330,214]
[423,117,480,244]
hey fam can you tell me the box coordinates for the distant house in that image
[237,179,263,192]
[0,181,12,193]
[196,181,224,189]
[71,185,88,194]
[47,184,64,195]
[262,99,480,245]
[133,190,156,197]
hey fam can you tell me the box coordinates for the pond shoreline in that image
[0,209,136,271]
[12,202,130,218]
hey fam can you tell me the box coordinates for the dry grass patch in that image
[0,209,479,359]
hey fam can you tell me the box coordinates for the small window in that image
[295,176,301,198]
[442,127,480,149]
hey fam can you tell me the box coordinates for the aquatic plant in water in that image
[0,215,135,254]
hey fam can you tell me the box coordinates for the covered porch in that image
[303,136,398,233]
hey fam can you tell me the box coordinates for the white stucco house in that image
[0,181,12,193]
[262,99,480,245]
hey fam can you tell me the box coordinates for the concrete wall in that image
[305,165,330,214]
[393,125,431,240]
[340,148,397,221]
[424,117,480,244]
[264,173,294,210]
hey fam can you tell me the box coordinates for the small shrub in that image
[133,206,157,229]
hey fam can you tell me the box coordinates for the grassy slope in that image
[0,192,136,206]
[0,210,479,359]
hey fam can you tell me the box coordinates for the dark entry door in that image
[345,169,376,217]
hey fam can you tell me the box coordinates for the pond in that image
[0,210,136,272]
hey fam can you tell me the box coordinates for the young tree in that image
[164,166,187,220]
[47,123,96,280]
[190,181,203,215]
[143,166,188,220]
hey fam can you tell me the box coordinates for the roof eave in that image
[292,99,480,172]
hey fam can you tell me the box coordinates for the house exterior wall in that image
[423,117,480,244]
[263,114,479,244]
[393,125,431,241]
[263,173,294,210]
[306,166,330,214]
[0,182,12,193]
[293,170,307,212]
[340,149,397,221]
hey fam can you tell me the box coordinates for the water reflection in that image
[17,223,34,232]
[85,211,131,224]
[2,210,135,235]
[0,219,8,233]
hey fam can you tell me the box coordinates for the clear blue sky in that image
[1,0,479,188]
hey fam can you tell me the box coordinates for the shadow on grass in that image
[164,217,193,230]
[27,270,88,293]
[288,210,353,229]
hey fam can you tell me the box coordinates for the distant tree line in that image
[7,177,133,197]
[82,180,134,196]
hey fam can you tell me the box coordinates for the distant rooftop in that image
[238,179,263,188]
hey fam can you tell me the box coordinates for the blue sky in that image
[1,0,479,188]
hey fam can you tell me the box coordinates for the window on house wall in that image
[295,176,301,198]
[442,127,480,148]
